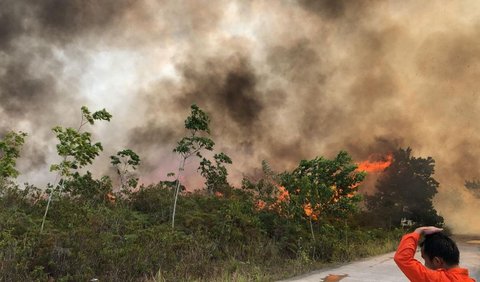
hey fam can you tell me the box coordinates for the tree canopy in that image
[366,148,443,228]
[0,131,27,180]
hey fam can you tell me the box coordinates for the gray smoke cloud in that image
[1,0,479,233]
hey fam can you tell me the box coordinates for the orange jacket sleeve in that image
[394,232,439,281]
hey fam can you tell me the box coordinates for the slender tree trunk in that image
[41,119,85,233]
[40,191,53,233]
[171,157,186,229]
[345,220,348,247]
[40,173,64,233]
[119,168,125,191]
[309,217,315,241]
[309,217,316,260]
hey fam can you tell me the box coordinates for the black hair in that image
[420,232,459,266]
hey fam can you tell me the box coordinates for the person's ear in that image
[433,257,444,267]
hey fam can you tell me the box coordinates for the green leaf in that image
[0,131,27,179]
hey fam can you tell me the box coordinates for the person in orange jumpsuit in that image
[394,226,476,281]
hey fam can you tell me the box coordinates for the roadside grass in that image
[147,229,402,282]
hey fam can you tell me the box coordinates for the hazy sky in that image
[1,0,479,233]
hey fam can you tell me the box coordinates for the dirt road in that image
[282,236,480,282]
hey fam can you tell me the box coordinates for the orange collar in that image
[441,267,470,275]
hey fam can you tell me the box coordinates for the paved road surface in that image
[282,236,480,282]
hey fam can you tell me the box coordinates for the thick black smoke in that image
[1,1,479,233]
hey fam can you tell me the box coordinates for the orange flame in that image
[254,184,290,213]
[276,185,290,202]
[304,203,314,217]
[267,185,290,213]
[356,154,393,173]
[303,202,320,221]
[350,183,360,189]
[106,192,116,204]
[255,199,267,210]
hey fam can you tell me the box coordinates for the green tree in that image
[199,152,232,195]
[241,160,279,199]
[243,152,364,251]
[49,107,112,177]
[171,104,215,229]
[110,149,141,194]
[280,151,365,222]
[0,131,27,181]
[171,104,231,229]
[63,171,113,204]
[365,147,444,228]
[41,106,112,232]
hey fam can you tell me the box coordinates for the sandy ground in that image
[281,236,480,282]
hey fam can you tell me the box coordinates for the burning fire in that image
[255,199,267,210]
[254,184,323,220]
[268,185,290,213]
[356,154,393,173]
[254,155,393,219]
[276,185,290,202]
[303,202,320,221]
[106,192,116,204]
[255,184,290,212]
